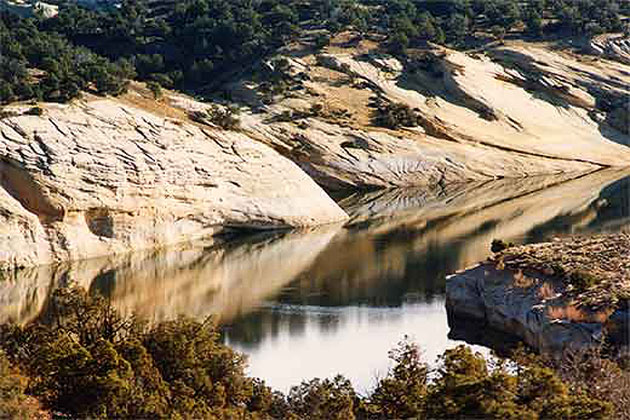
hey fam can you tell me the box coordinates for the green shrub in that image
[491,239,515,253]
[0,289,616,419]
[0,288,268,418]
[285,376,357,419]
[24,106,43,116]
[0,351,42,419]
[207,105,241,129]
[424,346,611,419]
[567,270,600,292]
[372,101,421,129]
[146,81,162,100]
[189,105,241,129]
[363,340,428,418]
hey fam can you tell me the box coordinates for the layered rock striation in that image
[0,100,347,269]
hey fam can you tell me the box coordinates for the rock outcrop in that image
[0,0,58,18]
[211,38,630,190]
[591,34,630,65]
[446,234,630,353]
[0,99,348,270]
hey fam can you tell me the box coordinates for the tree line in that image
[0,13,133,103]
[1,0,629,104]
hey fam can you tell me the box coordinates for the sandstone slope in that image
[0,99,347,269]
[2,37,629,270]
[215,37,630,190]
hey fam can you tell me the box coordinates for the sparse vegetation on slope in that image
[372,100,421,129]
[492,233,630,310]
[1,0,629,104]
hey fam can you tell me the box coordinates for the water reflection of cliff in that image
[276,169,630,308]
[1,169,629,325]
[0,228,340,324]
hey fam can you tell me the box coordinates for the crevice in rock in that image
[85,208,115,238]
[0,158,64,223]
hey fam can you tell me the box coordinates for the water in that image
[1,169,629,392]
[221,170,630,391]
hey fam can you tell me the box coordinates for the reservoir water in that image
[1,169,629,392]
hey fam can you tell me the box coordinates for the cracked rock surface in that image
[0,99,348,269]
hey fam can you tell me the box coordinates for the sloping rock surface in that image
[591,34,630,64]
[0,99,348,269]
[213,39,630,190]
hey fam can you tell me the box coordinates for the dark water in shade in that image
[1,169,629,392]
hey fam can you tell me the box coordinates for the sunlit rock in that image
[0,99,348,270]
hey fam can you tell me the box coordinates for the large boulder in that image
[0,99,348,269]
[446,264,609,353]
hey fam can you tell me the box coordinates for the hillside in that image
[216,35,630,189]
[1,0,630,269]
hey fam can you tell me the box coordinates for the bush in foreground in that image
[0,350,42,418]
[0,288,617,419]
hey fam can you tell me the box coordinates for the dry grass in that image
[537,282,556,300]
[554,349,630,419]
[512,270,535,288]
[493,233,630,310]
[546,305,612,323]
[119,82,190,121]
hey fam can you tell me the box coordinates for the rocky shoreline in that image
[446,234,630,353]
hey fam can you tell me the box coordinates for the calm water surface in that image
[2,169,629,392]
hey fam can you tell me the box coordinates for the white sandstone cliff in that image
[0,99,348,269]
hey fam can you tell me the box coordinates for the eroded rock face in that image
[0,187,51,269]
[210,40,630,190]
[0,99,348,269]
[591,34,630,65]
[446,263,629,353]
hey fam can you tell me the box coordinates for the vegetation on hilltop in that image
[1,0,629,104]
[0,13,134,103]
[0,287,625,419]
[492,234,630,310]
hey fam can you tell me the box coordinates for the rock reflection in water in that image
[269,169,630,309]
[225,169,630,390]
[1,169,629,391]
[0,227,340,324]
